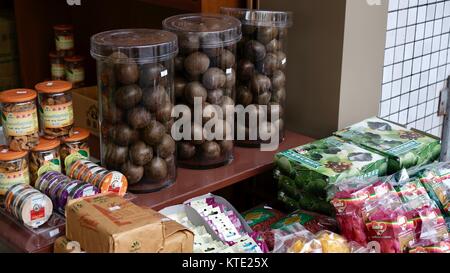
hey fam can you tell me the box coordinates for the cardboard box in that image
[335,117,441,173]
[72,86,99,136]
[66,193,194,253]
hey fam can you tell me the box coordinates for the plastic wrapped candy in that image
[272,223,315,253]
[364,193,415,253]
[409,240,450,253]
[417,162,450,216]
[271,209,337,234]
[315,230,350,253]
[330,178,396,245]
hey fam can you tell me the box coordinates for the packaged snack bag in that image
[409,240,450,253]
[418,162,450,216]
[271,209,338,234]
[242,205,285,232]
[330,178,396,245]
[272,223,316,253]
[364,193,415,253]
[315,230,350,253]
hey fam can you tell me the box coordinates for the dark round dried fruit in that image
[201,141,221,160]
[156,134,175,159]
[127,107,151,129]
[224,69,236,90]
[142,120,165,145]
[266,39,282,53]
[164,119,174,134]
[271,70,286,90]
[219,49,236,68]
[178,142,196,160]
[184,82,207,105]
[202,68,226,90]
[258,53,278,76]
[220,96,235,114]
[237,86,253,106]
[257,92,272,105]
[115,85,142,110]
[156,103,173,123]
[115,62,139,85]
[207,89,224,105]
[251,74,272,95]
[129,141,153,166]
[257,27,279,44]
[242,24,255,35]
[245,40,266,62]
[184,52,210,77]
[238,59,255,82]
[272,88,286,103]
[179,35,200,53]
[108,123,139,146]
[145,157,168,180]
[175,56,185,72]
[165,155,176,175]
[105,143,128,168]
[174,77,187,99]
[219,140,233,154]
[139,63,163,88]
[143,86,168,113]
[103,104,123,124]
[121,161,144,184]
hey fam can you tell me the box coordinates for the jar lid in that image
[31,138,61,152]
[54,24,73,31]
[64,55,84,62]
[0,89,37,103]
[162,13,242,48]
[0,146,28,161]
[62,127,90,142]
[49,51,65,58]
[35,81,73,93]
[220,8,293,27]
[90,29,178,63]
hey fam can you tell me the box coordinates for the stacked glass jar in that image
[91,29,178,193]
[221,8,292,147]
[163,14,241,169]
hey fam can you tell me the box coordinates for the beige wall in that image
[338,0,388,129]
[260,0,347,139]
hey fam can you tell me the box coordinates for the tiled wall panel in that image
[380,0,450,136]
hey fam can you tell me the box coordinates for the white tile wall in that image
[380,0,450,137]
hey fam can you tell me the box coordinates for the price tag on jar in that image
[161,70,168,78]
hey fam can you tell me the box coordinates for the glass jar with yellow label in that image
[35,80,74,139]
[29,138,61,186]
[60,127,90,173]
[0,89,40,151]
[49,51,66,80]
[64,55,85,88]
[54,24,75,53]
[0,146,30,195]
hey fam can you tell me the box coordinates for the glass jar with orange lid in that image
[29,138,61,186]
[0,89,40,151]
[49,51,66,80]
[64,55,85,88]
[54,24,75,53]
[35,80,74,139]
[60,127,90,173]
[0,146,30,195]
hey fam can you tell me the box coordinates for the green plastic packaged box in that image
[335,117,441,174]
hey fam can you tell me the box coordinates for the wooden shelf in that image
[0,130,313,253]
[134,131,313,210]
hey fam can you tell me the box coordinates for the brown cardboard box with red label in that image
[65,193,194,253]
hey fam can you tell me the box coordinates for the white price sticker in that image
[161,70,168,77]
[49,228,60,238]
[44,154,54,161]
[226,68,232,74]
[281,58,287,65]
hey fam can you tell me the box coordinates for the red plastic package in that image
[364,193,415,253]
[409,240,450,253]
[331,179,396,245]
[404,200,448,242]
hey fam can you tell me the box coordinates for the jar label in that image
[37,159,62,179]
[66,68,85,83]
[0,168,30,195]
[30,195,45,221]
[1,109,39,137]
[41,101,74,128]
[55,35,74,51]
[51,64,65,78]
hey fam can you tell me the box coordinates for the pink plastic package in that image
[331,179,396,245]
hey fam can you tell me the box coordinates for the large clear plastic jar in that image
[221,8,292,147]
[163,14,241,169]
[91,29,178,193]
